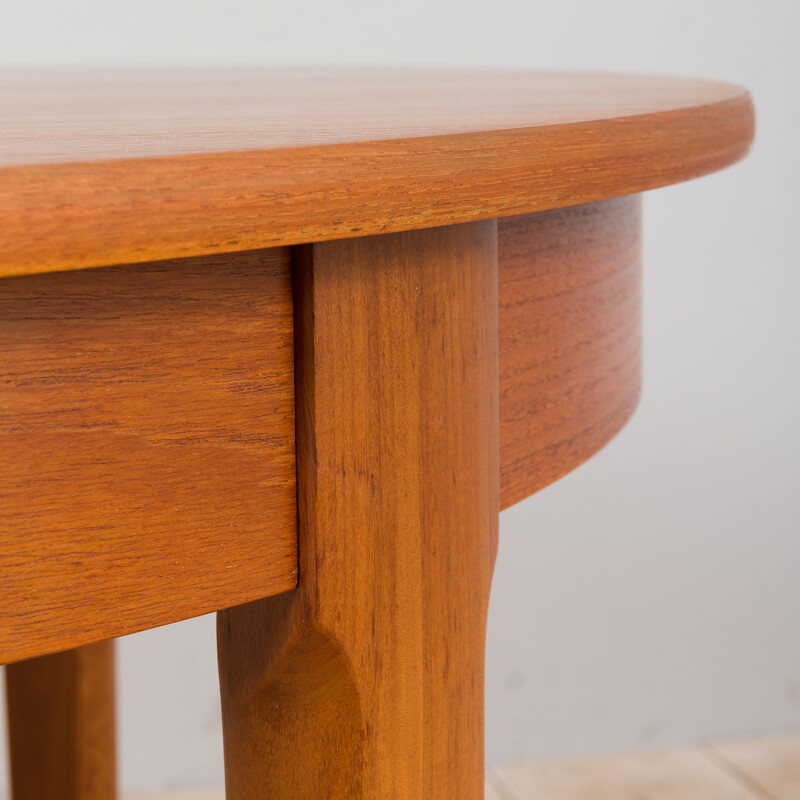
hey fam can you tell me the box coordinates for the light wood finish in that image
[57,735,800,800]
[129,793,225,800]
[498,196,641,507]
[0,251,296,665]
[0,69,752,277]
[493,747,759,800]
[485,780,508,800]
[128,792,503,800]
[124,785,500,799]
[218,222,499,798]
[5,640,116,800]
[711,734,800,799]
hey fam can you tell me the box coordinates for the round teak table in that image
[0,69,754,799]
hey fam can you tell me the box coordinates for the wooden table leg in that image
[5,640,116,800]
[218,221,499,799]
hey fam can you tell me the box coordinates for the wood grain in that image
[218,222,499,798]
[494,747,757,800]
[710,735,800,800]
[6,640,116,800]
[0,251,297,665]
[498,196,641,508]
[0,68,753,277]
[0,196,644,660]
[485,780,510,800]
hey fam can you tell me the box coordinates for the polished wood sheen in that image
[0,196,640,662]
[218,222,498,799]
[0,251,296,664]
[0,67,754,800]
[6,640,116,800]
[0,69,753,277]
[498,196,641,508]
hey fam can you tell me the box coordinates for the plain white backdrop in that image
[1,0,798,794]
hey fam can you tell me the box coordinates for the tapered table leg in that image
[5,640,116,800]
[218,221,499,799]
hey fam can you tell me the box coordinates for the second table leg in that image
[5,640,116,800]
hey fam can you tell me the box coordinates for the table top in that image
[0,68,753,277]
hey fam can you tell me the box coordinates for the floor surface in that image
[128,733,800,799]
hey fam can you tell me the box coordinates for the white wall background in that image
[1,0,798,794]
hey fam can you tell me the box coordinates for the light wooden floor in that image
[127,734,800,799]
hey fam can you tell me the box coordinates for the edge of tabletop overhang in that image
[0,88,754,278]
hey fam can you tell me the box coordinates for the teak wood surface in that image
[0,251,297,664]
[498,196,641,506]
[219,222,498,799]
[0,69,752,277]
[0,68,753,800]
[0,196,642,664]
